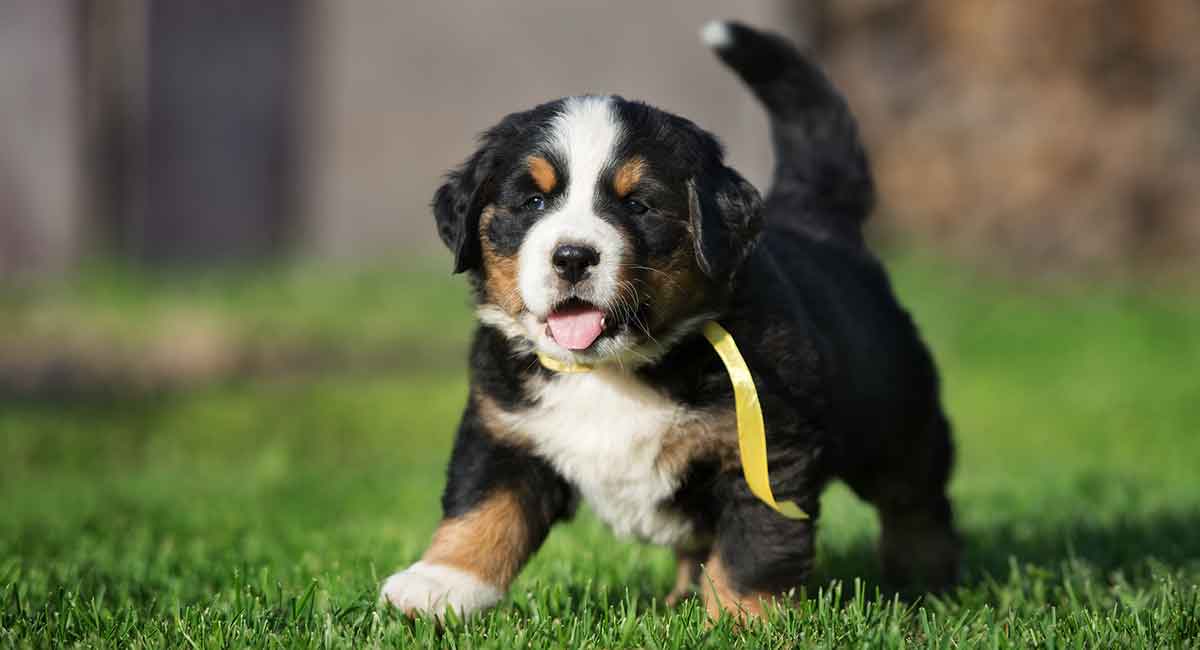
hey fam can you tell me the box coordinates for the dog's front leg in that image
[380,407,573,620]
[700,486,818,621]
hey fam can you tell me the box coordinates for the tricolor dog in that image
[381,21,960,620]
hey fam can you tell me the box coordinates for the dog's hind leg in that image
[879,494,960,591]
[666,546,710,606]
[872,411,961,591]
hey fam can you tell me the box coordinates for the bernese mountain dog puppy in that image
[381,21,960,620]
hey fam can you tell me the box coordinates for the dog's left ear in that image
[433,145,498,274]
[687,166,763,280]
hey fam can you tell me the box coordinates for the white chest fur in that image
[495,369,697,547]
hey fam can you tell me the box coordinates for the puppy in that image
[381,21,959,620]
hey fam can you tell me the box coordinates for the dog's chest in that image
[509,371,698,546]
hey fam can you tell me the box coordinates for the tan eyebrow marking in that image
[613,156,647,198]
[528,156,557,193]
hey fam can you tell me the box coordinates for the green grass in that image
[2,252,1199,648]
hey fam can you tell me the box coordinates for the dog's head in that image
[434,95,761,366]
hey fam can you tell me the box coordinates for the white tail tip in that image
[700,20,733,50]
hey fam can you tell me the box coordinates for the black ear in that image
[687,166,763,280]
[433,146,497,274]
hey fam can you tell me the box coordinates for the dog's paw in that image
[378,561,503,620]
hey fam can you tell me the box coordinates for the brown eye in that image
[623,198,649,215]
[523,195,546,211]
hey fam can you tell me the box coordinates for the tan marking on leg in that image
[699,551,776,621]
[666,546,709,606]
[613,156,646,198]
[478,207,524,314]
[473,390,534,449]
[528,156,557,194]
[421,490,532,591]
[655,408,739,477]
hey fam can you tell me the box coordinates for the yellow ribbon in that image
[535,321,808,519]
[700,321,808,519]
[536,353,594,373]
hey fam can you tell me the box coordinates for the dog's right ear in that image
[433,145,498,274]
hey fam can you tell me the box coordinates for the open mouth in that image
[545,298,612,351]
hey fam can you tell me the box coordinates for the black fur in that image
[609,99,764,280]
[424,22,958,604]
[433,102,565,273]
[712,22,875,244]
[441,399,574,537]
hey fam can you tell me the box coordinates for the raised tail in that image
[702,20,874,237]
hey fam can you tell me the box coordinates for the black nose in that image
[552,244,600,284]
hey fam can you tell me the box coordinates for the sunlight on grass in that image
[2,252,1199,647]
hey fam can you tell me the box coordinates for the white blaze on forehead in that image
[551,96,623,219]
[517,96,626,321]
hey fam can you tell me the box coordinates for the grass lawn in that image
[2,251,1199,648]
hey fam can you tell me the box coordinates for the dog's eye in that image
[623,198,649,215]
[522,195,546,211]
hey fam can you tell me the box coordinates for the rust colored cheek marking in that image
[478,207,524,314]
[528,156,557,194]
[613,156,646,198]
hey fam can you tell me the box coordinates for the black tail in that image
[703,21,874,237]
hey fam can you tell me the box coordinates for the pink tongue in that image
[547,307,605,350]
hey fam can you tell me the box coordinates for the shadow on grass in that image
[511,504,1200,616]
[815,505,1200,604]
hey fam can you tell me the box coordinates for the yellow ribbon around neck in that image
[535,321,808,520]
[535,353,593,373]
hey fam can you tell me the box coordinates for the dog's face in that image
[434,95,761,366]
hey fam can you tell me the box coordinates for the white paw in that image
[378,561,503,620]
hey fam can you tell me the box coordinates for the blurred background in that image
[2,3,1199,636]
[3,0,1198,392]
[5,0,1199,277]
